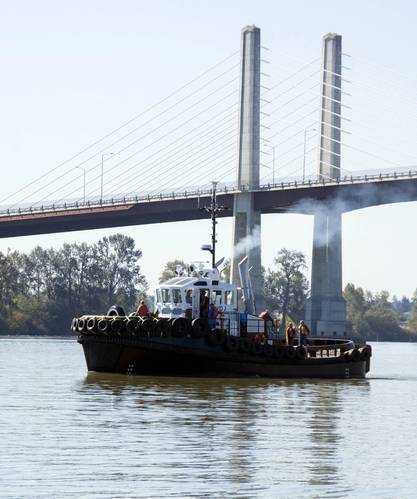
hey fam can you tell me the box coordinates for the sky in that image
[1,0,417,298]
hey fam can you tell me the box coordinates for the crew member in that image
[299,320,310,346]
[254,331,267,345]
[208,302,218,328]
[136,300,149,317]
[286,322,296,346]
[259,309,274,337]
[259,309,271,321]
[200,290,209,319]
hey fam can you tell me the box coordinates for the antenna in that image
[201,181,228,268]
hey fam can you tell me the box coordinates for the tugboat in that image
[72,185,371,379]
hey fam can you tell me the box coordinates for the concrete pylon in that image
[306,33,350,337]
[230,25,263,311]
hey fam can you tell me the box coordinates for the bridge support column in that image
[230,25,264,310]
[306,33,351,337]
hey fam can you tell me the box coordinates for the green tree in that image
[159,259,188,283]
[96,234,147,311]
[263,249,309,333]
[344,283,408,341]
[0,234,148,335]
[407,289,417,333]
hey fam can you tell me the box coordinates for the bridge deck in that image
[1,171,417,238]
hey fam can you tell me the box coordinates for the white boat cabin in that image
[154,262,267,336]
[155,263,237,320]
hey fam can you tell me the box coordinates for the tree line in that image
[1,239,417,341]
[0,234,147,334]
[159,251,417,342]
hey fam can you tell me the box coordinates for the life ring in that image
[223,335,239,352]
[110,318,125,334]
[106,305,126,317]
[285,346,296,360]
[97,318,109,334]
[191,318,208,339]
[71,318,78,332]
[295,346,307,360]
[171,318,191,338]
[86,317,97,333]
[350,348,361,362]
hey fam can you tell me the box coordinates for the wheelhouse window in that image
[211,290,222,306]
[156,289,162,303]
[224,290,234,305]
[172,288,182,304]
[161,288,171,303]
[185,289,192,304]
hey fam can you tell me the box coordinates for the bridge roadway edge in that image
[1,177,417,238]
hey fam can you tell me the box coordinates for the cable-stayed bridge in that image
[1,26,417,337]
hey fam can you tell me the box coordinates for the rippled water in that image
[1,338,416,498]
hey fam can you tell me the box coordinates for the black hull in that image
[78,334,369,379]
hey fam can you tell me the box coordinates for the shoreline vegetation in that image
[1,235,416,342]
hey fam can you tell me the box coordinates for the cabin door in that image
[192,289,200,320]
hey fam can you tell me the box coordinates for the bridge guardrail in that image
[1,168,417,218]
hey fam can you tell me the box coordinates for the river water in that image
[0,338,416,498]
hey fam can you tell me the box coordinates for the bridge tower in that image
[230,25,264,309]
[306,33,351,337]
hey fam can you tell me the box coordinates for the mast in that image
[202,181,227,268]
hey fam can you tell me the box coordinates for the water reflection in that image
[81,373,370,496]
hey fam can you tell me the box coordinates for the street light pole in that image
[101,153,114,202]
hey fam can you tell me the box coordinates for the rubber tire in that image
[141,318,154,336]
[71,318,78,332]
[285,346,296,360]
[350,348,361,362]
[238,337,251,354]
[126,318,138,334]
[86,317,97,333]
[206,329,226,347]
[191,318,208,339]
[251,342,264,356]
[295,346,307,360]
[107,305,126,317]
[274,346,285,360]
[172,318,191,338]
[361,346,372,361]
[77,318,86,333]
[110,318,125,334]
[223,335,239,353]
[97,318,109,334]
[157,318,172,336]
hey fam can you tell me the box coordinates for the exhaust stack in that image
[238,256,256,315]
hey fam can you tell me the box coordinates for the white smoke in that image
[288,182,416,247]
[233,225,261,257]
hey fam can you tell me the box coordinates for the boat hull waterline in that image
[77,333,370,379]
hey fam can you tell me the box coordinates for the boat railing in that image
[305,338,355,358]
[215,317,355,358]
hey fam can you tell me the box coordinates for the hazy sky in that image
[1,0,417,298]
